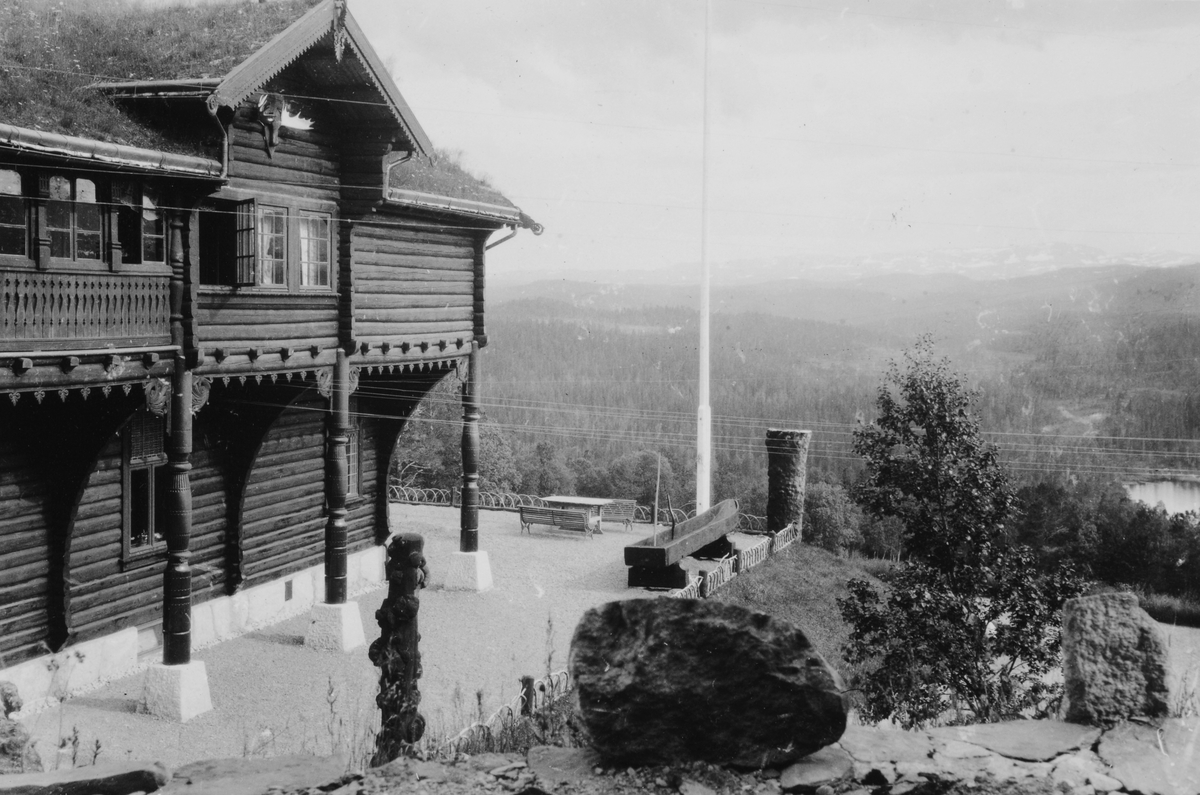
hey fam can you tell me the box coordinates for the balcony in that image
[0,268,171,352]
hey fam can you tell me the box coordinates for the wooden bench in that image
[603,499,638,531]
[520,505,595,539]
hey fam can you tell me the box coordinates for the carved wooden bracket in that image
[317,365,360,399]
[333,0,349,62]
[192,376,212,416]
[144,377,171,417]
[255,93,286,158]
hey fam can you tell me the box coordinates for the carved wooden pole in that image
[324,350,350,604]
[369,532,427,765]
[163,210,193,665]
[460,342,481,553]
[765,429,811,535]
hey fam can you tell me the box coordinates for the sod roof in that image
[0,0,321,155]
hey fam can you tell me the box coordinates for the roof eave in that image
[385,188,541,232]
[0,123,224,178]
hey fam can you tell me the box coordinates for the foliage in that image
[804,482,864,555]
[840,339,1084,727]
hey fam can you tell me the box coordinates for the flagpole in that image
[696,0,713,514]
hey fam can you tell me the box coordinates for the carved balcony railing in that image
[0,269,171,351]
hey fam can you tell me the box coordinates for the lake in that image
[1124,479,1200,515]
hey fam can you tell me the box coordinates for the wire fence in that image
[667,522,800,600]
[388,485,768,535]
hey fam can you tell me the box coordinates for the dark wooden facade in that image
[0,0,536,672]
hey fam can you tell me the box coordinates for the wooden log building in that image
[0,0,539,706]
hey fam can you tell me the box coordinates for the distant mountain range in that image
[493,244,1199,289]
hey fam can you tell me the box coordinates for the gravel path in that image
[19,505,644,770]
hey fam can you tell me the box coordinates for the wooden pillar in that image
[460,342,480,553]
[765,429,811,535]
[163,210,193,665]
[324,350,351,604]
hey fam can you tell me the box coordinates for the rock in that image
[1062,593,1170,725]
[779,747,853,793]
[928,721,1102,763]
[526,745,602,787]
[571,598,847,766]
[934,740,991,760]
[1088,772,1123,792]
[0,682,37,775]
[0,761,169,795]
[160,755,347,795]
[411,760,449,781]
[680,778,718,795]
[1098,717,1200,795]
[837,725,935,765]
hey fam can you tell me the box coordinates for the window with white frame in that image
[257,205,287,287]
[0,170,24,256]
[47,176,101,261]
[299,211,331,288]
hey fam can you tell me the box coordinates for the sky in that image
[349,1,1200,281]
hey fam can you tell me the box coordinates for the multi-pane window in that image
[346,399,361,498]
[47,176,101,260]
[299,211,330,288]
[0,170,24,256]
[141,188,165,263]
[123,409,168,560]
[257,206,287,286]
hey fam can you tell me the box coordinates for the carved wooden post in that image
[324,350,350,605]
[369,533,427,766]
[765,429,811,535]
[460,342,480,553]
[163,210,193,665]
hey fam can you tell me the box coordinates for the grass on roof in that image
[0,0,320,150]
[392,148,516,209]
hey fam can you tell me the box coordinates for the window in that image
[0,170,24,256]
[346,402,361,498]
[299,212,330,288]
[122,408,168,561]
[116,183,165,264]
[257,206,287,286]
[199,198,334,291]
[47,176,101,261]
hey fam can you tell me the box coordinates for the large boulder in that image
[1062,592,1170,725]
[570,598,848,767]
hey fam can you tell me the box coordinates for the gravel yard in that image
[19,504,644,770]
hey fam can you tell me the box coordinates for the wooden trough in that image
[624,498,740,589]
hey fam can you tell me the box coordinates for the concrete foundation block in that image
[140,661,213,722]
[443,550,494,592]
[304,601,366,652]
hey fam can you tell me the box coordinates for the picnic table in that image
[542,496,612,534]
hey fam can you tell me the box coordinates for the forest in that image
[389,263,1200,608]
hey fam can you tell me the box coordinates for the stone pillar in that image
[370,533,428,766]
[765,429,810,535]
[445,344,492,591]
[306,349,365,651]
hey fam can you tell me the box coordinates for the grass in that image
[0,0,318,151]
[1138,591,1200,629]
[712,543,890,684]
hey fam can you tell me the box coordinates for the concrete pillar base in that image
[443,550,494,592]
[140,660,213,722]
[304,601,366,652]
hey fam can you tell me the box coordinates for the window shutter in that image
[234,199,256,285]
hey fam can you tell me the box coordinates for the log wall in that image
[195,293,339,355]
[0,437,50,664]
[227,123,340,204]
[239,394,379,588]
[350,225,475,347]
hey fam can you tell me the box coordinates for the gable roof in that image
[204,0,431,156]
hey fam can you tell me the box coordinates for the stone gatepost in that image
[765,429,811,535]
[369,533,428,766]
